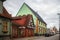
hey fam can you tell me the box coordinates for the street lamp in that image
[57,13,60,34]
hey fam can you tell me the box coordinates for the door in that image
[25,29,29,37]
[18,29,25,37]
[12,26,18,38]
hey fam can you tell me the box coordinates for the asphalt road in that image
[13,34,59,40]
[45,34,59,40]
[36,34,59,40]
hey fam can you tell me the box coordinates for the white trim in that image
[19,27,25,29]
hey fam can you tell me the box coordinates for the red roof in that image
[12,16,27,26]
[0,7,11,19]
[12,15,32,26]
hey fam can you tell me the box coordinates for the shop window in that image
[2,21,8,33]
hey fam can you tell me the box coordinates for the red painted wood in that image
[12,15,34,37]
[12,16,27,26]
[12,25,18,38]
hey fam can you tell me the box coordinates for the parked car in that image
[45,32,54,37]
[45,33,50,37]
[50,32,54,36]
[45,29,54,37]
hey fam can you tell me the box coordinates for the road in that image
[13,34,59,40]
[45,34,59,40]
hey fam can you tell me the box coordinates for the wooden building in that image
[12,14,34,37]
[0,0,12,40]
[16,3,47,36]
[11,22,20,38]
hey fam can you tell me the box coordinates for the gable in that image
[16,3,37,24]
[16,3,34,16]
[0,7,11,19]
[16,3,46,25]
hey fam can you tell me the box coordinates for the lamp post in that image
[57,13,60,34]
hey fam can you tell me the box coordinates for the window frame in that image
[2,21,8,33]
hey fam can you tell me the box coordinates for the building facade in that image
[11,21,20,38]
[0,0,12,40]
[51,26,58,34]
[16,3,47,35]
[12,14,34,37]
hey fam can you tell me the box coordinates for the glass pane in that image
[2,21,8,33]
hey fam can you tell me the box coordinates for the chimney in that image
[0,0,6,13]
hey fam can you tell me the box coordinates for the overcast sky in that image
[3,0,60,30]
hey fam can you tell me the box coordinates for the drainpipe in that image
[36,18,39,35]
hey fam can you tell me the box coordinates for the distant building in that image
[12,14,34,37]
[46,28,51,34]
[0,0,12,40]
[48,26,58,35]
[52,26,58,34]
[16,3,47,35]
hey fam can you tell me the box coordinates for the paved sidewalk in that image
[11,34,59,40]
[12,36,45,40]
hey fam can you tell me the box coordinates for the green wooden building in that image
[16,3,47,35]
[0,0,12,40]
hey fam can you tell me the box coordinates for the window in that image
[39,28,40,32]
[44,24,45,26]
[39,21,40,24]
[40,22,41,25]
[0,22,2,25]
[0,20,2,24]
[41,22,42,25]
[43,23,44,26]
[2,21,8,33]
[44,24,46,27]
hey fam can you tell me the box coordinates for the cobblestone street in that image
[12,34,59,40]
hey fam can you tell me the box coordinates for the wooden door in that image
[12,26,18,38]
[18,29,25,37]
[25,29,29,37]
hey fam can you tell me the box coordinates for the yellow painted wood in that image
[36,18,39,33]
